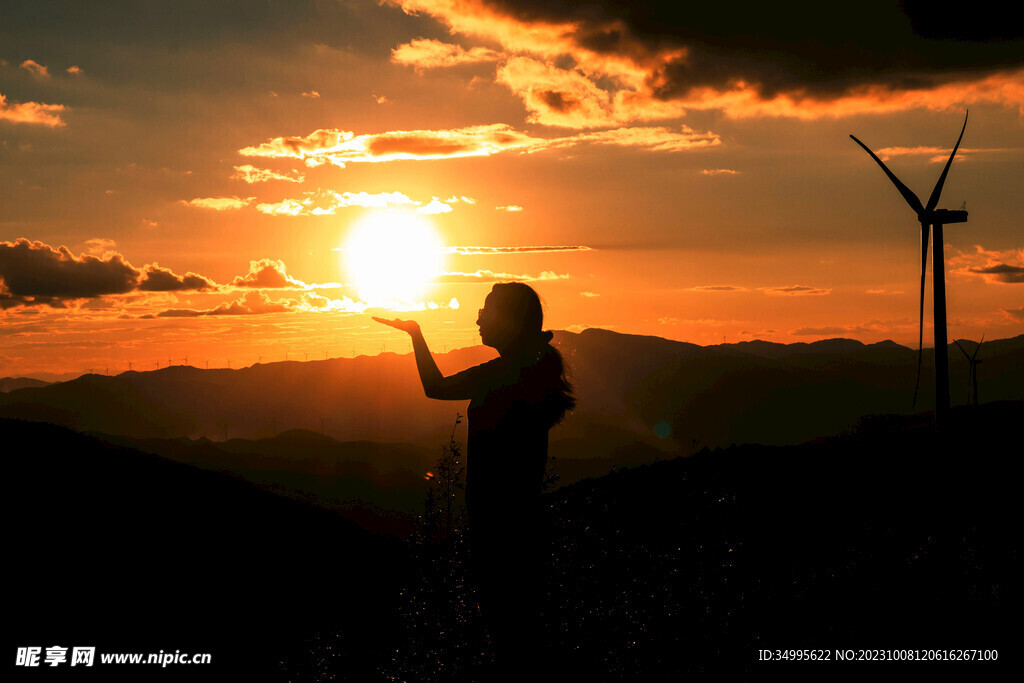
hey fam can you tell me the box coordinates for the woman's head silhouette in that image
[477,282,551,354]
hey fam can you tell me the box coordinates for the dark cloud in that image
[480,0,1024,98]
[0,238,138,299]
[969,263,1024,284]
[139,264,217,292]
[0,239,218,308]
[537,90,580,113]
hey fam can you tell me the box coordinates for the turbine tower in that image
[850,112,968,429]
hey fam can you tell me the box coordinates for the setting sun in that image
[342,210,445,306]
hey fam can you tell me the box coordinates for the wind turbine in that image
[954,336,984,406]
[850,111,969,428]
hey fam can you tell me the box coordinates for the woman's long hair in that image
[488,282,575,427]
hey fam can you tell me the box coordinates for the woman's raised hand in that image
[372,316,421,335]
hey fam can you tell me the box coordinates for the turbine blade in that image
[925,110,968,213]
[912,223,929,409]
[954,339,970,360]
[973,334,984,360]
[850,134,925,216]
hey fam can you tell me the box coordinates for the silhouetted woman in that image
[375,282,574,677]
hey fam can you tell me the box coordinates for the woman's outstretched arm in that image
[373,317,476,400]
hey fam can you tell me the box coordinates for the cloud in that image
[180,196,255,211]
[446,245,591,254]
[970,264,1024,284]
[255,199,306,216]
[701,169,739,176]
[0,239,222,310]
[874,145,1003,163]
[0,92,65,126]
[83,238,118,257]
[541,125,720,152]
[139,264,217,292]
[580,291,599,297]
[688,285,746,291]
[255,190,457,216]
[19,59,49,78]
[231,165,305,184]
[435,269,570,283]
[0,239,138,302]
[761,285,832,296]
[952,244,1024,284]
[157,290,290,317]
[154,290,371,318]
[496,56,627,128]
[66,65,83,75]
[417,197,453,214]
[391,38,502,68]
[495,205,523,212]
[388,0,1024,121]
[302,90,321,99]
[1002,306,1024,321]
[239,124,542,167]
[239,123,717,168]
[231,259,309,289]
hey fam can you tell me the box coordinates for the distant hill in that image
[0,376,48,392]
[1,331,1021,458]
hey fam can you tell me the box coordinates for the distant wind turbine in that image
[954,336,984,406]
[850,111,969,428]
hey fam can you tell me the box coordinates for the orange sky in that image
[2,1,1022,378]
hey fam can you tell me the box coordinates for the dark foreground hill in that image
[4,418,407,682]
[96,429,439,536]
[7,402,1021,679]
[387,401,1023,679]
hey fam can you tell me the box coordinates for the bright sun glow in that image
[343,210,444,305]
